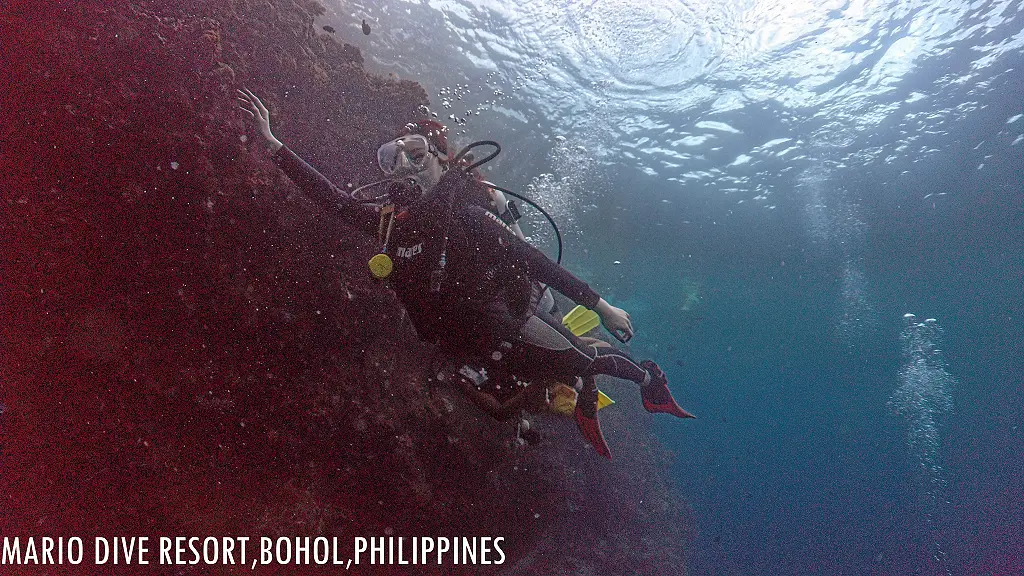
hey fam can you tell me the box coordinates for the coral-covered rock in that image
[0,1,691,573]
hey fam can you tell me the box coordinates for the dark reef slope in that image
[1,1,691,573]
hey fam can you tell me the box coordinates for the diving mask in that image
[377,134,435,175]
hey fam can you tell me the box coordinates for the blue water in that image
[320,1,1024,573]
[622,169,1024,574]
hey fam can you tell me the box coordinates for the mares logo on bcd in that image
[396,243,423,259]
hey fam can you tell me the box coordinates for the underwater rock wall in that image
[1,1,691,573]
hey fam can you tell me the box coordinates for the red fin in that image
[575,406,612,459]
[643,395,697,419]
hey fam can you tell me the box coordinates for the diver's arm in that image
[531,253,599,307]
[593,298,633,342]
[471,207,599,308]
[270,147,379,234]
[472,207,635,341]
[516,239,599,308]
[237,88,283,152]
[271,146,354,208]
[521,248,633,342]
[238,88,377,234]
[465,205,634,341]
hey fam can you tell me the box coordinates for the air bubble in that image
[890,315,956,510]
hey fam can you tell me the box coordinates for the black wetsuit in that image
[273,146,650,386]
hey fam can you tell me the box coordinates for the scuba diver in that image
[236,88,695,459]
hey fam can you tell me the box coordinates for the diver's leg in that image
[514,312,695,420]
[574,335,694,418]
[513,310,647,383]
[583,346,649,383]
[511,311,597,379]
[510,313,611,457]
[538,285,558,316]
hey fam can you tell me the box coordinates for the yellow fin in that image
[596,390,615,411]
[561,305,600,336]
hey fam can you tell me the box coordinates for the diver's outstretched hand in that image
[595,298,633,343]
[236,88,283,152]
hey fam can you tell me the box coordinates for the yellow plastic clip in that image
[370,205,396,279]
[368,253,393,279]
